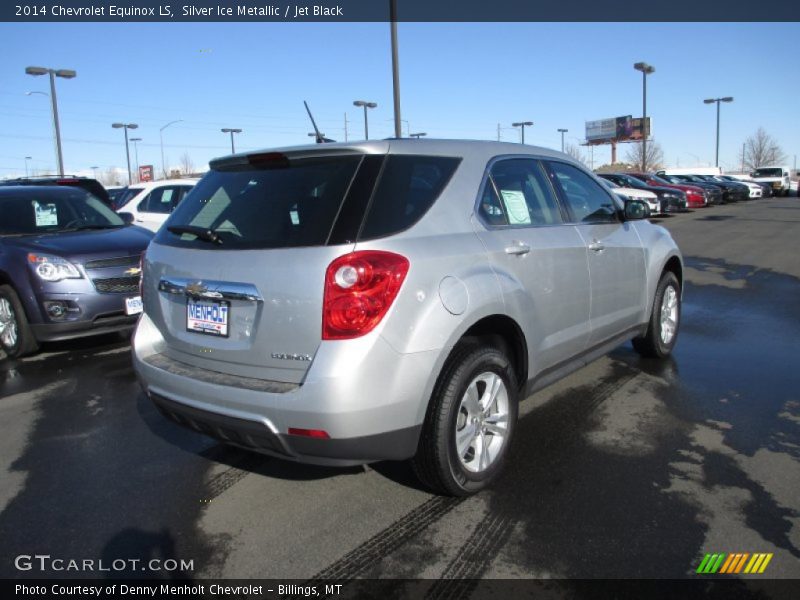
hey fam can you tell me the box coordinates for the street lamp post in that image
[220,128,242,153]
[558,128,568,152]
[633,62,655,172]
[160,120,183,179]
[353,100,377,140]
[111,123,138,185]
[409,132,427,139]
[703,97,734,168]
[25,66,76,176]
[512,121,533,144]
[130,138,142,182]
[24,156,32,177]
[90,165,98,179]
[389,0,402,139]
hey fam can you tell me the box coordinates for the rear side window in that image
[358,155,460,240]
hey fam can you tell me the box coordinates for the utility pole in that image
[344,113,349,142]
[497,123,501,142]
[741,143,745,174]
[633,62,655,172]
[389,0,402,139]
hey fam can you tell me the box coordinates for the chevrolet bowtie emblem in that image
[186,282,206,295]
[124,267,142,276]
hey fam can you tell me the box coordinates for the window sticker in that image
[33,201,58,227]
[499,190,531,225]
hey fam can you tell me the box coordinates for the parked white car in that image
[715,176,762,199]
[600,179,661,215]
[116,179,199,231]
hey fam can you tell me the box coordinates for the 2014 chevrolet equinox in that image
[133,140,682,496]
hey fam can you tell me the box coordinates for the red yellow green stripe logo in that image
[696,552,773,574]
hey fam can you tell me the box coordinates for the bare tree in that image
[564,142,588,166]
[624,140,664,172]
[744,128,785,170]
[100,167,121,186]
[179,152,194,176]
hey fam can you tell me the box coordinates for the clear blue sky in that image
[1,22,798,179]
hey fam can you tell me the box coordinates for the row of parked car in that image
[597,170,782,216]
[0,159,792,360]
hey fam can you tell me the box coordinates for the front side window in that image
[548,161,619,224]
[479,158,563,227]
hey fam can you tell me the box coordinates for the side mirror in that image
[119,212,134,225]
[623,200,650,221]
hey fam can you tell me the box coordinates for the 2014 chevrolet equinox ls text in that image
[133,140,682,496]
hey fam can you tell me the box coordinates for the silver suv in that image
[133,140,682,496]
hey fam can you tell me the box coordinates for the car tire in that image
[412,343,518,496]
[633,272,681,359]
[0,284,40,358]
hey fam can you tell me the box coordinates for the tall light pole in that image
[130,137,142,182]
[512,121,533,144]
[353,100,377,140]
[703,96,734,168]
[558,128,568,152]
[25,66,76,176]
[24,156,32,177]
[112,123,138,185]
[160,120,183,179]
[633,62,655,172]
[389,0,402,139]
[410,132,427,139]
[90,165,98,179]
[221,128,242,153]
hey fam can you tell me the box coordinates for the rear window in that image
[159,156,362,249]
[156,153,460,249]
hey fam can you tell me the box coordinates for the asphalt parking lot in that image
[1,197,798,585]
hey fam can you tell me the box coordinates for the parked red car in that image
[627,172,708,208]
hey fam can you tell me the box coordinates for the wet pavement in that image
[0,197,798,586]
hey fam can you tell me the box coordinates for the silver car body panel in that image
[134,139,682,465]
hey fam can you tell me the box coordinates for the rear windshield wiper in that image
[167,225,223,245]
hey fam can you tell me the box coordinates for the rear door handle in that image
[505,241,531,256]
[588,240,605,252]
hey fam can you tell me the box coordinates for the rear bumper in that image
[133,312,436,465]
[150,392,421,467]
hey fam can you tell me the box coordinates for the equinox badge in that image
[271,353,312,362]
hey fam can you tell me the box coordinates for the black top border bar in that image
[2,0,798,22]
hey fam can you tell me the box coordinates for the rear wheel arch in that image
[459,314,528,393]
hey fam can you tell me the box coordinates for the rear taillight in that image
[322,251,409,340]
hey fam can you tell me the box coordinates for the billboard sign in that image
[585,116,651,143]
[586,117,618,142]
[138,165,154,182]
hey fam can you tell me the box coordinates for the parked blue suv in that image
[0,186,153,357]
